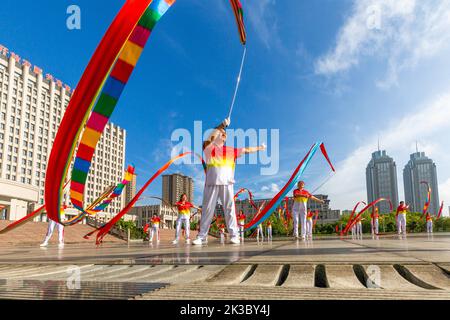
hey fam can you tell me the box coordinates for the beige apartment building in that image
[0,44,126,222]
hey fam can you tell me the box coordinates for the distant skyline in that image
[1,1,449,216]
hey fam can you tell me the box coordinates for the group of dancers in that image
[39,118,436,247]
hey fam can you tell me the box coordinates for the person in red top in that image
[172,194,201,245]
[149,215,161,243]
[306,210,315,238]
[370,207,380,236]
[396,201,409,235]
[237,210,246,242]
[292,181,324,240]
[193,118,266,245]
[425,212,433,234]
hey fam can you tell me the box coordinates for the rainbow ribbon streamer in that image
[45,0,242,225]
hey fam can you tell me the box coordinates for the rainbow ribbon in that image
[45,0,241,225]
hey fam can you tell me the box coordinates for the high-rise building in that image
[366,150,399,213]
[162,173,194,205]
[0,44,127,222]
[124,173,137,206]
[403,151,440,214]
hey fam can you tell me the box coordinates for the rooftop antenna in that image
[416,141,419,153]
[378,136,380,152]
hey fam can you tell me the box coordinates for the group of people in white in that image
[39,118,437,247]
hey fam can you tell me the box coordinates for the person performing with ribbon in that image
[40,205,67,248]
[292,181,325,240]
[172,194,201,245]
[193,118,266,245]
[237,209,246,242]
[306,210,315,239]
[425,212,434,234]
[355,216,364,239]
[371,207,380,236]
[396,201,409,236]
[149,214,161,244]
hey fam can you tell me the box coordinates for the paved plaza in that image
[1,233,450,299]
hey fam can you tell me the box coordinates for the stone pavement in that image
[0,233,450,299]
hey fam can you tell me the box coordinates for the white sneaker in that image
[230,237,240,245]
[40,242,48,247]
[172,239,179,245]
[58,243,64,249]
[192,238,207,245]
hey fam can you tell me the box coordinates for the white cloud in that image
[315,0,450,88]
[321,90,450,215]
[246,0,282,50]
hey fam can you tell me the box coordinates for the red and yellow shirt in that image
[151,216,161,227]
[426,214,433,222]
[293,189,312,211]
[237,213,246,225]
[204,144,242,186]
[306,211,314,221]
[266,221,272,227]
[176,201,193,216]
[397,205,408,215]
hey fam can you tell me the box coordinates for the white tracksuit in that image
[238,219,245,241]
[219,228,225,243]
[150,224,160,242]
[306,218,313,236]
[292,204,307,238]
[197,144,241,240]
[427,220,433,233]
[356,221,363,237]
[371,218,379,235]
[42,218,64,244]
[267,226,272,241]
[257,224,264,242]
[175,215,190,240]
[397,214,406,234]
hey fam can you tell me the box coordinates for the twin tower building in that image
[366,150,440,214]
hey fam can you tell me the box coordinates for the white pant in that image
[356,222,362,236]
[239,225,245,241]
[198,185,238,239]
[220,232,225,243]
[351,225,356,236]
[427,220,433,233]
[292,208,307,237]
[175,215,190,240]
[306,219,313,236]
[150,226,160,242]
[371,219,379,235]
[43,219,64,244]
[257,225,264,241]
[397,214,406,234]
[267,227,272,240]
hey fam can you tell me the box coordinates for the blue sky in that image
[1,0,450,215]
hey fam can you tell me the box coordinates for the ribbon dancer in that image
[396,201,409,236]
[292,181,325,240]
[40,205,66,248]
[193,118,266,245]
[172,194,201,245]
[237,210,246,242]
[149,214,161,244]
